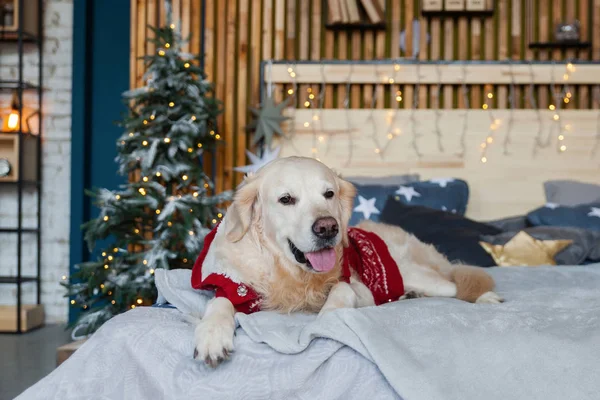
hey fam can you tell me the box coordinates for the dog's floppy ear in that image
[225,175,260,242]
[336,174,356,247]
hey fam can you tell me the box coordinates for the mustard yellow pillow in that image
[479,231,572,267]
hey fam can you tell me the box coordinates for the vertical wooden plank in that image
[578,0,590,109]
[457,17,468,108]
[351,30,361,108]
[173,0,180,26]
[419,16,429,109]
[136,0,147,88]
[286,0,296,59]
[275,0,285,60]
[594,0,600,63]
[430,17,442,110]
[551,0,562,61]
[324,14,334,108]
[337,32,348,108]
[299,0,310,106]
[511,0,522,108]
[390,0,401,109]
[159,0,166,26]
[364,29,374,109]
[250,0,261,112]
[497,0,508,108]
[404,0,414,110]
[181,0,191,52]
[443,17,453,109]
[130,0,138,90]
[470,18,481,109]
[200,0,214,184]
[310,0,321,106]
[237,0,249,182]
[375,2,386,108]
[537,0,549,109]
[214,1,227,194]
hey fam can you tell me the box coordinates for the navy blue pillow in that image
[392,178,469,215]
[527,203,600,232]
[349,178,470,226]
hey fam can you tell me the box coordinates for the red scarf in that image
[191,224,405,313]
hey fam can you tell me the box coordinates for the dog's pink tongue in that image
[305,248,336,272]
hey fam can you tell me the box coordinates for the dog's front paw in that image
[475,291,504,304]
[193,318,235,368]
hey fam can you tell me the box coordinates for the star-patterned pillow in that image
[527,203,600,232]
[392,178,469,216]
[349,178,469,226]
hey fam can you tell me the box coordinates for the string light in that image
[217,213,223,218]
[312,115,319,121]
[288,89,294,95]
[165,43,171,48]
[189,230,194,235]
[143,260,148,265]
[143,120,148,125]
[210,130,215,135]
[102,252,107,257]
[129,132,134,137]
[100,284,105,289]
[482,104,488,110]
[558,135,564,141]
[170,23,175,29]
[197,143,202,148]
[560,145,567,152]
[155,209,161,215]
[158,50,165,56]
[303,122,310,128]
[549,105,556,111]
[107,255,113,261]
[553,114,560,121]
[188,147,193,153]
[481,156,487,163]
[115,195,121,200]
[150,115,155,120]
[212,219,217,224]
[203,183,209,188]
[168,222,173,227]
[149,269,155,274]
[169,102,175,107]
[103,216,109,221]
[83,305,88,310]
[70,300,75,305]
[215,134,221,139]
[487,92,493,99]
[138,188,146,196]
[184,62,190,68]
[111,300,116,305]
[136,298,143,304]
[394,64,400,71]
[191,115,197,121]
[104,264,109,269]
[61,275,67,280]
[142,140,148,146]
[156,172,161,177]
[142,176,149,182]
[131,305,136,309]
[193,192,199,197]
[183,258,188,263]
[164,138,171,143]
[108,291,112,295]
[113,247,118,252]
[304,101,310,107]
[182,175,188,180]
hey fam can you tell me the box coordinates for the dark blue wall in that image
[69,0,130,322]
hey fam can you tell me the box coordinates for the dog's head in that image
[224,156,356,273]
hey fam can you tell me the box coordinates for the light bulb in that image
[217,213,223,218]
[189,231,194,235]
[129,132,134,137]
[396,95,402,102]
[103,216,109,221]
[142,176,148,182]
[150,115,155,120]
[394,64,400,71]
[481,143,487,149]
[107,255,113,261]
[212,219,217,224]
[487,137,493,144]
[288,89,294,95]
[168,221,173,227]
[156,172,161,177]
[104,264,109,269]
[62,275,67,280]
[567,62,574,72]
[287,67,293,73]
[115,195,121,200]
[143,259,148,265]
[387,133,393,140]
[83,305,88,309]
[138,188,146,195]
[169,102,175,107]
[170,23,175,29]
[182,175,188,180]
[164,138,171,143]
[309,93,315,100]
[564,98,570,104]
[565,124,572,131]
[184,62,190,68]
[70,300,75,305]
[143,120,148,125]
[307,88,312,93]
[560,145,567,152]
[215,134,221,139]
[563,73,569,81]
[549,105,555,111]
[304,101,310,107]
[121,140,125,145]
[191,115,197,121]
[102,252,107,257]
[113,248,118,253]
[553,114,560,121]
[193,192,199,197]
[313,115,319,121]
[318,136,324,142]
[388,78,394,84]
[134,228,140,234]
[131,305,136,309]
[136,298,143,304]
[142,140,148,146]
[100,284,105,289]
[290,72,296,78]
[158,50,165,56]
[204,183,209,188]
[374,148,381,154]
[183,258,188,263]
[558,135,564,141]
[188,148,193,153]
[487,93,493,99]
[111,300,116,304]
[197,143,203,148]
[304,122,310,127]
[155,209,161,215]
[150,269,155,274]
[566,92,572,98]
[210,130,215,135]
[481,157,487,163]
[482,104,488,110]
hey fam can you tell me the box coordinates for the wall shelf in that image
[421,10,495,18]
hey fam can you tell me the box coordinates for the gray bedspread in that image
[17,264,600,400]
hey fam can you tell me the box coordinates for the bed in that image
[16,264,600,400]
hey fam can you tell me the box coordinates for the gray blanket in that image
[17,265,600,400]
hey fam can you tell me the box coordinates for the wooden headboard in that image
[265,61,600,221]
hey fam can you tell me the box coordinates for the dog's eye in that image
[324,190,334,199]
[279,194,295,205]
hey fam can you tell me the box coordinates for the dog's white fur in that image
[193,157,502,367]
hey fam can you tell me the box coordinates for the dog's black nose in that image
[312,217,339,239]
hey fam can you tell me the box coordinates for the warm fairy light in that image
[215,134,221,140]
[129,132,134,137]
[170,23,175,29]
[156,172,161,177]
[394,64,400,71]
[108,255,113,261]
[311,147,317,153]
[396,95,402,102]
[481,157,488,163]
[287,89,294,95]
[188,147,193,153]
[143,259,148,265]
[150,269,155,274]
[287,67,293,73]
[150,115,155,120]
[549,105,556,111]
[143,120,148,125]
[131,305,136,309]
[312,115,319,121]
[567,62,575,72]
[566,92,572,98]
[115,195,121,200]
[108,291,112,295]
[563,74,569,81]
[304,101,310,107]
[394,128,401,135]
[111,300,116,304]
[558,135,565,141]
[169,102,175,107]
[100,284,105,289]
[204,183,209,188]
[197,143,203,148]
[183,258,188,263]
[560,145,567,152]
[387,133,393,140]
[290,72,296,78]
[490,123,498,130]
[193,192,199,197]
[482,104,488,110]
[158,50,165,56]
[318,136,325,142]
[164,138,171,143]
[481,143,487,149]
[113,248,118,253]
[494,119,500,125]
[217,213,223,218]
[564,98,570,104]
[487,92,493,99]
[103,216,109,221]
[83,305,88,310]
[138,188,146,195]
[487,137,493,144]
[155,209,161,215]
[191,115,197,121]
[121,140,125,145]
[134,228,140,234]
[303,122,310,127]
[565,124,572,131]
[210,130,215,135]
[142,176,149,182]
[136,298,143,304]
[102,252,107,257]
[182,175,188,180]
[553,114,560,121]
[168,221,173,227]
[184,62,190,68]
[307,88,312,93]
[374,148,381,154]
[388,78,395,84]
[70,300,75,305]
[62,275,67,280]
[189,209,193,213]
[308,94,315,100]
[189,230,194,235]
[142,140,148,146]
[212,219,217,224]
[104,264,109,269]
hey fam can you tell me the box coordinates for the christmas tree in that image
[63,19,231,337]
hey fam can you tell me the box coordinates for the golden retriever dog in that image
[192,156,502,367]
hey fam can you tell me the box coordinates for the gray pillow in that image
[480,226,600,265]
[544,180,600,206]
[344,174,420,186]
[484,215,528,232]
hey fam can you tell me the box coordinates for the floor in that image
[0,324,71,400]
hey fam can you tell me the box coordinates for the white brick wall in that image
[0,0,73,323]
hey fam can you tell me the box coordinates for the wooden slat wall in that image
[131,0,600,193]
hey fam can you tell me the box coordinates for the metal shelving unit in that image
[0,0,43,333]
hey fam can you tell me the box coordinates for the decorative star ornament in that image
[430,177,455,188]
[480,231,572,267]
[353,196,380,220]
[247,95,291,148]
[395,186,421,202]
[234,146,280,175]
[545,203,560,209]
[588,207,600,218]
